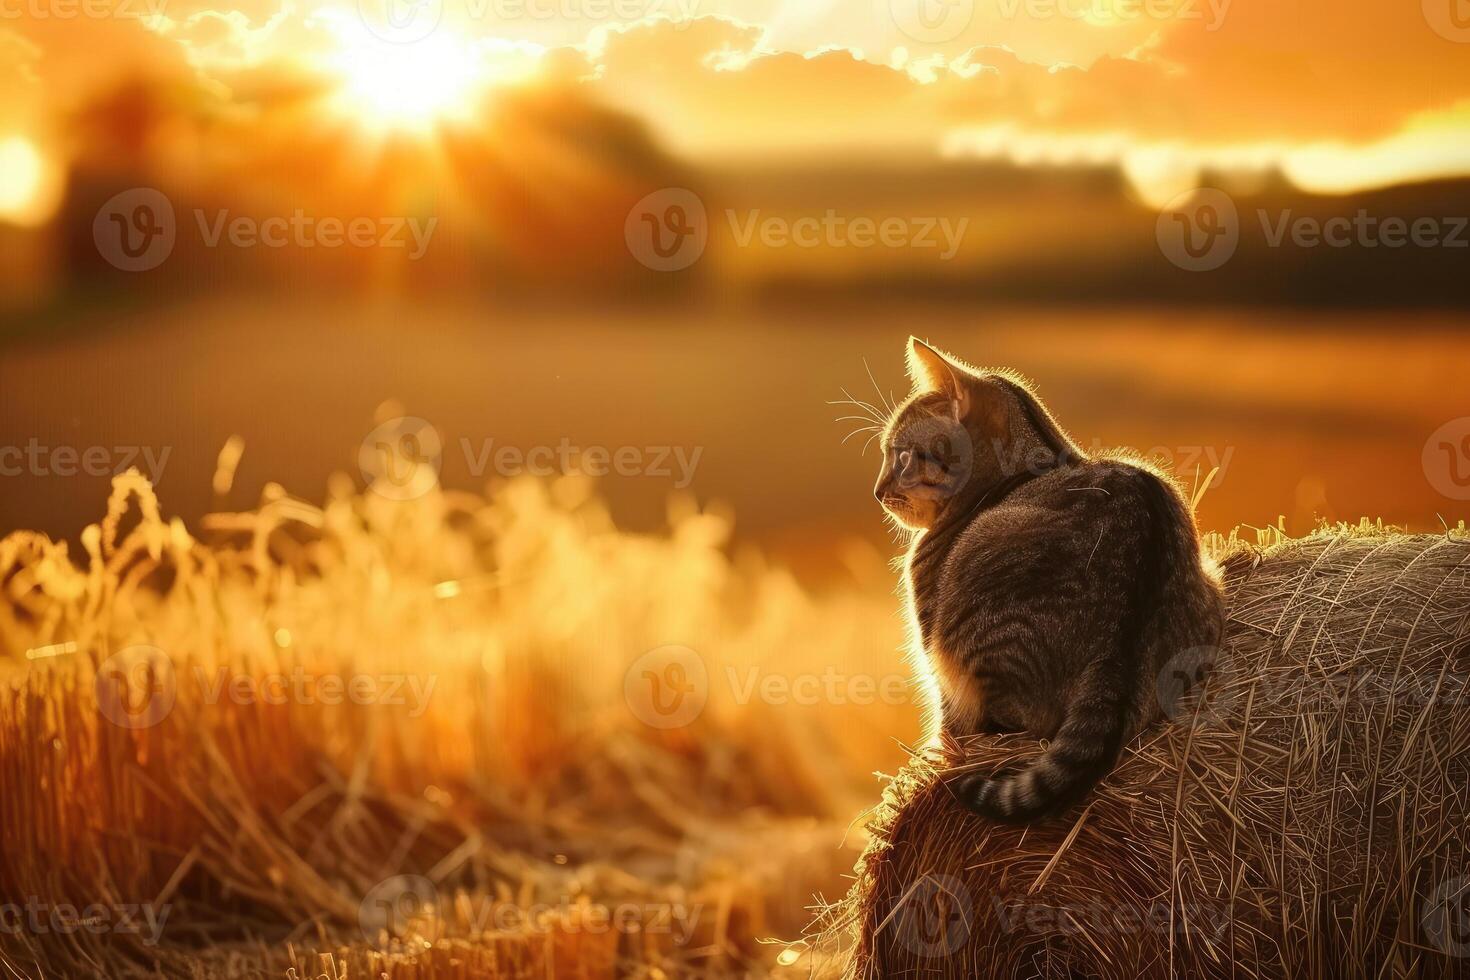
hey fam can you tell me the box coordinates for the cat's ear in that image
[906,337,972,421]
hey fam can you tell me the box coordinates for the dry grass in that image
[0,461,919,979]
[825,523,1470,979]
[5,453,1467,980]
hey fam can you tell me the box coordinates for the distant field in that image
[1,299,1466,580]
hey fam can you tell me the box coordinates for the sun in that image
[0,135,62,227]
[324,23,487,135]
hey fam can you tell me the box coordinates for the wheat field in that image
[0,439,928,979]
[2,432,1454,978]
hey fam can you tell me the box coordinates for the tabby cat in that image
[873,338,1224,822]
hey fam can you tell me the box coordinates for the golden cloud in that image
[1,0,1467,197]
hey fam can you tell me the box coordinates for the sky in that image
[2,0,1469,221]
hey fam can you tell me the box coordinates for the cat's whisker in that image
[838,387,889,425]
[863,358,897,416]
[826,397,883,425]
[828,400,884,427]
[836,386,885,416]
[861,429,884,456]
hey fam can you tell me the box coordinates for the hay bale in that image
[839,529,1470,979]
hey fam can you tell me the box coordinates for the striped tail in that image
[950,682,1130,823]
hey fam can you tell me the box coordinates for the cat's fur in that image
[873,338,1224,822]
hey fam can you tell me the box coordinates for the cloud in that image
[563,9,1470,192]
[0,28,44,138]
[1,0,1467,197]
[575,17,946,154]
[144,3,293,70]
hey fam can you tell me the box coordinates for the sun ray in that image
[317,16,490,137]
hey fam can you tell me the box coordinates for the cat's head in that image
[873,338,1039,531]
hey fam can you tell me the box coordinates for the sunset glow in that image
[323,23,488,134]
[0,136,52,227]
[0,0,1465,198]
[2,0,1469,975]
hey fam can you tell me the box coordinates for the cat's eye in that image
[897,449,913,470]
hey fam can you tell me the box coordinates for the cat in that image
[872,337,1224,822]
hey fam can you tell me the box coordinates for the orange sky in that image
[2,0,1469,219]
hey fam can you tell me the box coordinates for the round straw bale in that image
[844,530,1470,979]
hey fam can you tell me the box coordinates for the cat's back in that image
[959,458,1174,554]
[924,459,1189,614]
